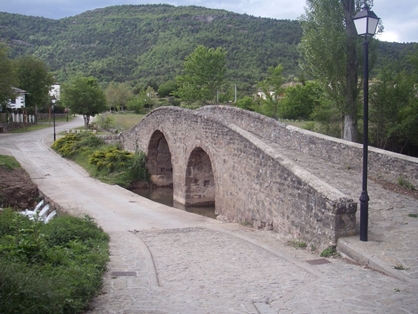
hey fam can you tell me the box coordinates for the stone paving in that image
[265,138,418,283]
[88,223,418,313]
[1,117,418,313]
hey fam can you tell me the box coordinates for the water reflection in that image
[129,186,217,219]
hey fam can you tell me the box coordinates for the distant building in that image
[7,87,27,109]
[49,84,60,101]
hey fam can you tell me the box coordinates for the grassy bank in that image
[0,209,109,314]
[51,132,148,187]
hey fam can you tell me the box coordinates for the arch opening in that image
[147,130,173,187]
[185,147,215,207]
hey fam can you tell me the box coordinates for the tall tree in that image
[61,76,107,127]
[0,43,16,108]
[105,82,133,111]
[256,65,285,119]
[280,81,320,120]
[369,63,414,150]
[390,50,418,151]
[15,55,54,110]
[299,0,376,142]
[175,45,227,104]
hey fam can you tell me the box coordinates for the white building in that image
[8,87,27,109]
[49,84,60,101]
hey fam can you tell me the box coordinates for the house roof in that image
[12,87,28,94]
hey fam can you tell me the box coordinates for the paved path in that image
[1,117,417,313]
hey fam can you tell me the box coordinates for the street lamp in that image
[52,99,56,141]
[353,3,379,242]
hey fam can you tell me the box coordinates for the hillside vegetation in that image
[0,4,415,89]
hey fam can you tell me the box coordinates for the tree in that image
[387,50,418,151]
[235,96,257,111]
[280,81,320,120]
[299,0,378,142]
[175,45,227,103]
[15,55,54,110]
[256,65,285,119]
[0,43,16,108]
[105,82,133,111]
[126,89,156,114]
[369,64,414,150]
[158,80,178,98]
[61,76,107,127]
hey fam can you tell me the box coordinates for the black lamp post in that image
[353,3,379,242]
[52,99,56,141]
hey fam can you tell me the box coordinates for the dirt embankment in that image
[0,165,39,210]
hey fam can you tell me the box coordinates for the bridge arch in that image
[185,147,216,206]
[121,106,383,249]
[147,130,173,187]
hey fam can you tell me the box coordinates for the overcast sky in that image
[0,0,417,43]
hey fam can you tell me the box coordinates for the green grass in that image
[289,240,307,249]
[320,246,340,258]
[397,176,416,191]
[0,155,21,169]
[0,209,109,314]
[98,112,145,131]
[9,123,51,133]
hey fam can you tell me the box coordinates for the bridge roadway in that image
[0,116,417,313]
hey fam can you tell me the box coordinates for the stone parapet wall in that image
[196,105,418,186]
[36,113,67,121]
[0,122,35,133]
[121,106,358,249]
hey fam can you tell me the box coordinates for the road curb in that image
[337,236,412,283]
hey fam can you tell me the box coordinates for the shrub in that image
[235,96,256,111]
[89,146,133,172]
[52,133,105,157]
[43,214,109,247]
[0,210,109,314]
[52,132,149,187]
[128,150,150,182]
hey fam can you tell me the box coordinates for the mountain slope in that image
[0,4,301,87]
[0,4,415,88]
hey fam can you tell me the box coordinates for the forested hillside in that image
[0,4,415,88]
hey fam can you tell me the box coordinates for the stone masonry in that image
[120,106,417,250]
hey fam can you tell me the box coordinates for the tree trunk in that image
[343,114,358,142]
[83,115,90,127]
[342,0,359,143]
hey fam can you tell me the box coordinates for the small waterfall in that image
[19,200,56,223]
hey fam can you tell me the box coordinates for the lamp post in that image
[52,99,56,141]
[353,3,379,242]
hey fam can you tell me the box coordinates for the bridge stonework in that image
[121,106,418,250]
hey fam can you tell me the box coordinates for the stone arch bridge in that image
[121,106,418,249]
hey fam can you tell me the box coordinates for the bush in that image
[128,151,150,182]
[89,146,133,172]
[43,214,109,247]
[52,133,105,157]
[52,133,149,187]
[235,96,256,111]
[0,210,109,314]
[158,80,178,97]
